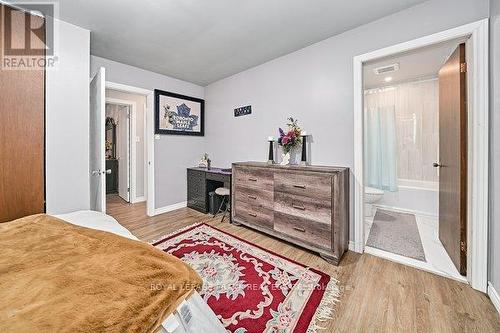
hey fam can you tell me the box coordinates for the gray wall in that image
[204,0,489,240]
[106,89,147,198]
[489,0,500,294]
[46,20,90,214]
[91,56,205,209]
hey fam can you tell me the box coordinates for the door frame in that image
[105,81,155,217]
[105,97,136,202]
[352,19,489,292]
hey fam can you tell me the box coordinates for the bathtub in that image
[374,179,439,217]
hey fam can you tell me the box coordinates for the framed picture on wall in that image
[154,89,204,136]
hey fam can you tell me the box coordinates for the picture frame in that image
[154,89,204,136]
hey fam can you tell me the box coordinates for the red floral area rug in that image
[152,223,339,333]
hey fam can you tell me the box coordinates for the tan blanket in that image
[0,214,203,333]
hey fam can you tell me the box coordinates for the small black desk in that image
[187,167,231,214]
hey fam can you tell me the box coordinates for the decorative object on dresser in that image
[155,89,204,136]
[231,162,349,265]
[277,117,303,165]
[300,131,309,166]
[267,137,275,164]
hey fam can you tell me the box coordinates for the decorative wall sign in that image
[155,89,204,136]
[234,105,252,117]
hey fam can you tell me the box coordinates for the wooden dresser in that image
[231,162,349,265]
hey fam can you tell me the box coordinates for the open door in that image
[437,43,467,276]
[118,107,130,202]
[89,67,106,212]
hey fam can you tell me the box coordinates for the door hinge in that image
[128,187,130,192]
[460,62,467,73]
[461,240,467,253]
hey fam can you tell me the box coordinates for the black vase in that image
[267,140,274,164]
[300,135,307,166]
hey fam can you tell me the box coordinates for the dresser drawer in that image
[231,162,349,266]
[274,192,331,224]
[234,201,273,230]
[274,171,332,199]
[235,185,273,209]
[274,211,332,250]
[234,166,273,191]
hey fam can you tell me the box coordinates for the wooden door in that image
[437,43,467,275]
[89,67,106,212]
[0,5,45,223]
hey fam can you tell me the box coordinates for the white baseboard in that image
[154,201,187,215]
[132,196,147,203]
[488,282,500,315]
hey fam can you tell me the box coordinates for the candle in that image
[268,136,274,141]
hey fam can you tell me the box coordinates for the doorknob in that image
[91,169,111,176]
[433,162,443,168]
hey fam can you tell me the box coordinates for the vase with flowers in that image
[277,117,302,165]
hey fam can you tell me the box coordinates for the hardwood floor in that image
[106,196,500,332]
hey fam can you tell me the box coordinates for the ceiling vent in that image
[373,63,400,75]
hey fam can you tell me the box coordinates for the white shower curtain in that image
[364,88,398,192]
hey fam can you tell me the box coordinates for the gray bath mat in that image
[366,209,426,261]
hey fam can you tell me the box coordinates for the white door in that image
[118,107,130,202]
[89,67,106,212]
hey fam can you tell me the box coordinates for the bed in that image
[0,211,225,333]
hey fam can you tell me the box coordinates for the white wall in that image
[46,20,90,214]
[204,0,489,239]
[106,89,147,198]
[90,56,205,209]
[489,0,500,297]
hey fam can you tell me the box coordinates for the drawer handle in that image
[293,184,306,189]
[248,195,257,200]
[248,212,257,217]
[292,204,306,210]
[248,177,258,182]
[293,227,306,233]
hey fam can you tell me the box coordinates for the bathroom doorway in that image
[360,39,469,282]
[350,20,489,292]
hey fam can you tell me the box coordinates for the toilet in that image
[364,186,384,217]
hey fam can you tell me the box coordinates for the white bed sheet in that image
[54,210,225,333]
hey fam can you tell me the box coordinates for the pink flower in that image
[278,314,292,328]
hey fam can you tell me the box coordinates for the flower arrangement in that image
[278,117,302,154]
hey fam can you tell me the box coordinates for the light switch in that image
[136,136,140,143]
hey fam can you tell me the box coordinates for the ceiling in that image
[363,38,466,88]
[34,0,427,86]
